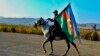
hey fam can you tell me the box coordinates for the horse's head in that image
[33,17,45,28]
[36,17,45,26]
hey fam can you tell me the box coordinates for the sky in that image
[0,0,100,23]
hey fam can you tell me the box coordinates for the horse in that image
[34,17,80,56]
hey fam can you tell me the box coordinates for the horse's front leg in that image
[49,41,53,55]
[43,39,49,53]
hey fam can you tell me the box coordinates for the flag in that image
[55,3,81,42]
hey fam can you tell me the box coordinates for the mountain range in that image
[0,16,100,29]
[0,16,37,25]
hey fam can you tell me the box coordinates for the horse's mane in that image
[44,19,54,27]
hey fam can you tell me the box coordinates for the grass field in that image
[0,24,42,34]
[0,24,100,41]
[79,28,100,41]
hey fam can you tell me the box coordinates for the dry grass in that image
[0,24,100,41]
[0,24,42,34]
[79,29,100,41]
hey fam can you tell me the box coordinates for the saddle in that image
[49,25,66,40]
[49,25,62,36]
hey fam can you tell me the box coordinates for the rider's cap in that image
[53,10,58,13]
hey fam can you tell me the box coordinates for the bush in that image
[11,28,16,32]
[0,26,3,31]
[79,29,100,41]
[84,32,92,40]
[91,31,100,41]
[3,28,7,32]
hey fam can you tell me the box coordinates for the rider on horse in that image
[48,10,61,36]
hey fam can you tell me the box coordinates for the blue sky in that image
[0,0,100,23]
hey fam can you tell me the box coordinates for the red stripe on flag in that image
[62,10,75,37]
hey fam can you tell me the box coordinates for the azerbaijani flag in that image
[55,3,81,42]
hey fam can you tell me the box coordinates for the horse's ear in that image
[40,17,43,20]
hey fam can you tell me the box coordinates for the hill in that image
[0,16,37,25]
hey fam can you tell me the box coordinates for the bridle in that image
[37,18,46,26]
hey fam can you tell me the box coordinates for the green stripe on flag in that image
[56,14,74,42]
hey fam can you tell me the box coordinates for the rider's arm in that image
[47,18,54,22]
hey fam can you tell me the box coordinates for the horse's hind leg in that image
[43,39,49,53]
[71,42,80,56]
[63,41,70,56]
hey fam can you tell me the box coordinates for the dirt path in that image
[0,32,100,56]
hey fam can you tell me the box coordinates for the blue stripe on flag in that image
[66,4,79,37]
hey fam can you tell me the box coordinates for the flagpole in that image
[59,3,71,15]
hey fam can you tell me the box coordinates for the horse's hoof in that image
[49,52,53,55]
[49,53,52,55]
[62,54,66,56]
[43,51,47,54]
